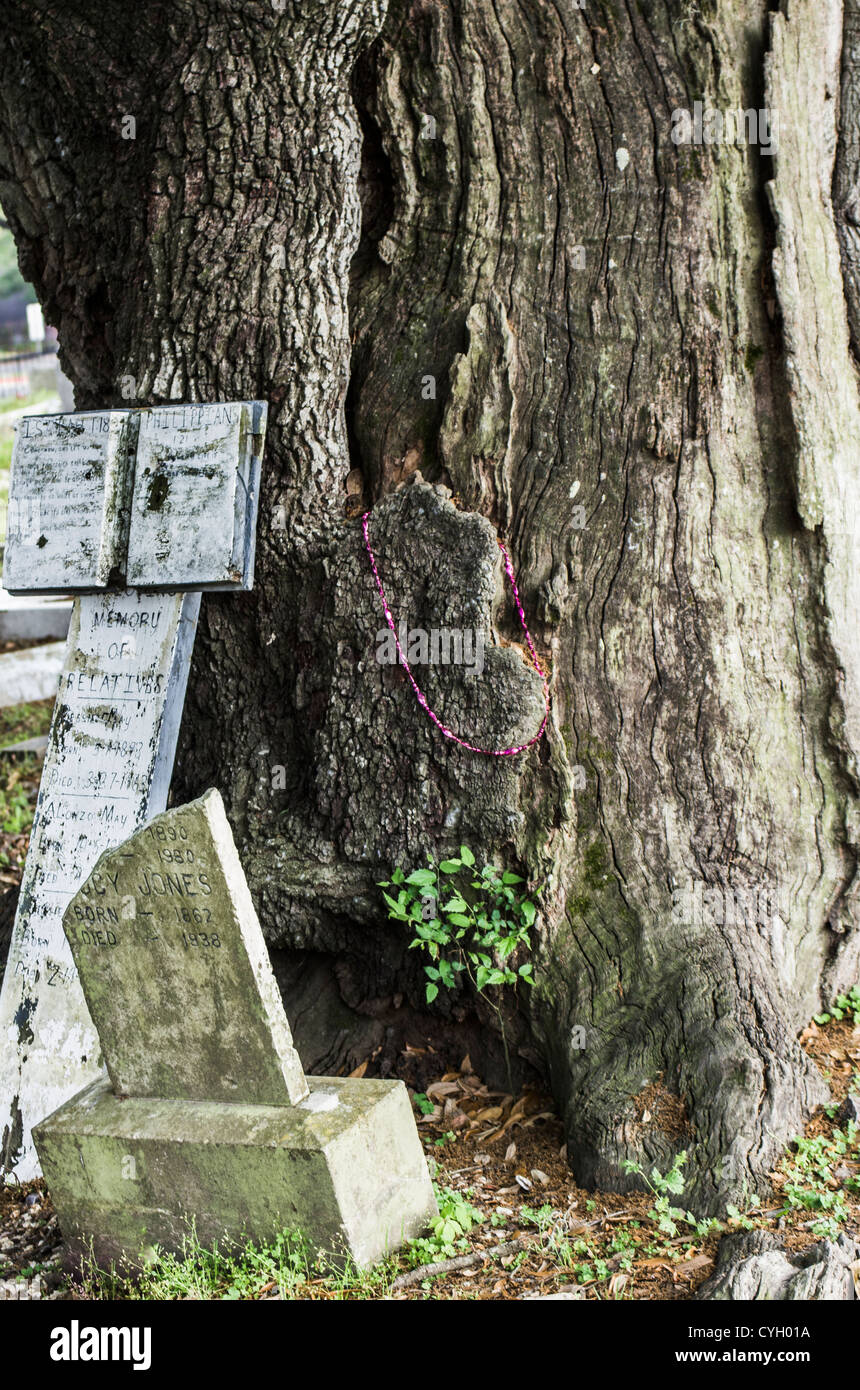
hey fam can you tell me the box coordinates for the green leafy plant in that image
[779,1122,859,1238]
[379,846,537,1005]
[814,984,860,1028]
[519,1203,556,1231]
[405,1185,483,1268]
[725,1203,755,1231]
[431,1129,456,1149]
[621,1151,719,1240]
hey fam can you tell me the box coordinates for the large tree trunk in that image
[2,0,859,1209]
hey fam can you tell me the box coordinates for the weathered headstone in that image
[0,402,267,1180]
[35,791,437,1271]
[64,789,307,1107]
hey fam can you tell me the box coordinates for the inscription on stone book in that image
[2,411,135,593]
[126,401,266,589]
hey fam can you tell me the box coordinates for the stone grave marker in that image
[64,788,308,1107]
[35,791,437,1271]
[0,402,267,1180]
[0,590,199,1178]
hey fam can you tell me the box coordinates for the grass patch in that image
[0,387,56,417]
[81,1223,399,1302]
[0,753,40,866]
[0,698,53,750]
[80,1183,480,1300]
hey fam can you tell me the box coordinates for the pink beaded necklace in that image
[362,510,550,756]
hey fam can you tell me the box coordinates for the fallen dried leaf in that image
[675,1254,713,1278]
[475,1106,504,1122]
[426,1081,462,1099]
[418,1106,443,1124]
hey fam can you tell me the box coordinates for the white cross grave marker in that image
[0,401,267,1178]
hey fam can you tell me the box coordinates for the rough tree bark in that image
[1,0,859,1210]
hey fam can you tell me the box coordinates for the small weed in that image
[80,1223,396,1301]
[778,1123,859,1238]
[1,784,32,836]
[621,1152,721,1239]
[432,1130,456,1149]
[519,1203,556,1231]
[814,985,860,1028]
[405,1185,483,1267]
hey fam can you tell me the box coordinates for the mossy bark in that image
[1,0,859,1208]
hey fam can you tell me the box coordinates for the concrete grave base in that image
[35,1073,438,1273]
